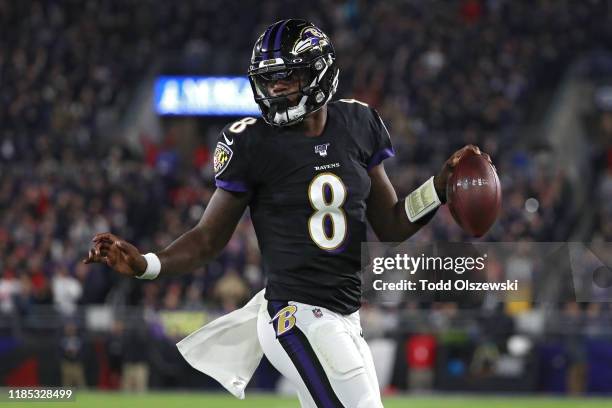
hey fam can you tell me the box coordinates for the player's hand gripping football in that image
[82,233,147,277]
[433,144,492,202]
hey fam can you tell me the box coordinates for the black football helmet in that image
[248,19,339,126]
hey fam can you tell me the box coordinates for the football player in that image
[84,19,489,407]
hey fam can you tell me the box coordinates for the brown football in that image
[447,152,502,237]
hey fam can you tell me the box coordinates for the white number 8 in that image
[229,117,257,133]
[308,173,347,250]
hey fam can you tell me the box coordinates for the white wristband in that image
[136,253,161,280]
[405,176,442,223]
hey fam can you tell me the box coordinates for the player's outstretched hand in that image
[434,144,492,202]
[82,233,147,277]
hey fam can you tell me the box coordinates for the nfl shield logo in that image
[312,308,323,318]
[314,143,330,157]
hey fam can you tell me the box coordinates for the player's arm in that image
[366,145,487,242]
[366,163,428,242]
[83,188,250,278]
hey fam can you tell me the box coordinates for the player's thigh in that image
[293,304,384,408]
[264,300,363,407]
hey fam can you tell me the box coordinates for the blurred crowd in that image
[592,108,612,242]
[1,0,611,324]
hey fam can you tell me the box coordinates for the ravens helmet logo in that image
[291,27,329,55]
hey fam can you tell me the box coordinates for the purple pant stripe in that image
[269,301,344,408]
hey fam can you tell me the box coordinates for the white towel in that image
[176,289,266,399]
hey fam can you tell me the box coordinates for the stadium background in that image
[1,0,612,406]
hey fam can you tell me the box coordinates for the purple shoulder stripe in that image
[367,148,395,170]
[215,179,249,192]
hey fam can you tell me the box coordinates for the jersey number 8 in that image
[229,117,257,133]
[308,173,347,251]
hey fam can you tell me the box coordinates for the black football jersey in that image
[213,99,394,314]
